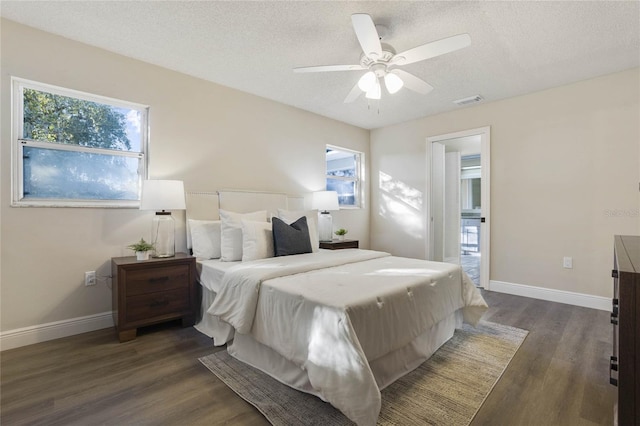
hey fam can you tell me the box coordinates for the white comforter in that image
[209,249,487,426]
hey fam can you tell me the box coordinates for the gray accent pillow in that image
[272,216,312,257]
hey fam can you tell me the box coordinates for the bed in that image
[187,190,488,426]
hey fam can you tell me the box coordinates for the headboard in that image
[185,189,305,248]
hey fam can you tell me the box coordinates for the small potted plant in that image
[334,228,348,241]
[127,238,155,260]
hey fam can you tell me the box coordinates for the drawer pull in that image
[149,299,170,308]
[610,356,618,386]
[149,276,169,283]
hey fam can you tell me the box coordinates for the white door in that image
[426,127,491,289]
[444,151,461,264]
[430,142,445,262]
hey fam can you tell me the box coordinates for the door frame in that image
[426,126,491,289]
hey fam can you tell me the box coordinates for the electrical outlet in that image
[563,257,573,269]
[85,271,96,286]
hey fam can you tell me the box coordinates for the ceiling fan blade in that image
[391,69,434,95]
[294,64,365,73]
[392,33,471,66]
[344,82,362,103]
[351,13,382,59]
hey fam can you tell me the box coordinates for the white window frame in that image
[11,77,149,208]
[325,144,364,209]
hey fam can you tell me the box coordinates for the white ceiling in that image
[2,1,639,130]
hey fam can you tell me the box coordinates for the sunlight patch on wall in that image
[378,171,424,238]
[379,171,422,210]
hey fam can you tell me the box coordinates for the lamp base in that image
[318,211,333,242]
[152,212,175,257]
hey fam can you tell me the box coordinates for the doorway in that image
[426,127,490,288]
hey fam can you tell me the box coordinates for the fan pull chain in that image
[366,99,381,114]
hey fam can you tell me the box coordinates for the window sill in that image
[11,199,141,208]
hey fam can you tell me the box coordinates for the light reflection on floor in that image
[461,253,480,287]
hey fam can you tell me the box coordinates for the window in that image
[12,78,149,207]
[325,145,363,208]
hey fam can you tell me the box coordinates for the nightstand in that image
[111,253,197,342]
[319,239,359,250]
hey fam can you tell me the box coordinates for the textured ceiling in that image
[1,1,639,129]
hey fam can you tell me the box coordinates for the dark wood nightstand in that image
[111,253,197,342]
[319,239,359,250]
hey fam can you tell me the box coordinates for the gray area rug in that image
[199,321,528,425]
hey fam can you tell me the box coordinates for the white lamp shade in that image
[384,72,404,94]
[365,79,381,100]
[140,180,186,211]
[357,71,376,92]
[311,191,339,211]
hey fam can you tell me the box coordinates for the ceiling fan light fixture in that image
[357,71,377,92]
[384,72,404,94]
[294,14,471,105]
[365,78,381,100]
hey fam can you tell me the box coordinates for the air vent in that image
[453,95,484,106]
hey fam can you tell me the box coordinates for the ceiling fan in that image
[294,14,471,103]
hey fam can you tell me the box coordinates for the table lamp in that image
[311,190,339,242]
[140,180,186,257]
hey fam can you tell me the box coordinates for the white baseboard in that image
[0,312,114,351]
[489,280,611,311]
[0,281,611,350]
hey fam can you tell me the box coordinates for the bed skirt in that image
[196,282,463,392]
[194,285,234,346]
[228,309,462,394]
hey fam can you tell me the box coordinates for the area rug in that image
[199,321,528,425]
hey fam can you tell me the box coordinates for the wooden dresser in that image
[610,235,640,425]
[111,253,197,342]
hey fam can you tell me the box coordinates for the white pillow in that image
[241,220,274,261]
[219,209,267,261]
[277,209,319,252]
[188,219,221,259]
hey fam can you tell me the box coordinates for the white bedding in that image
[194,259,238,343]
[207,249,488,426]
[196,258,238,293]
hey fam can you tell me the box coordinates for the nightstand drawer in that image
[126,288,189,323]
[112,253,197,342]
[126,265,190,296]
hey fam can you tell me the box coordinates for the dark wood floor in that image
[473,291,615,426]
[1,290,616,425]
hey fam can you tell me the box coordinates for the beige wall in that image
[0,20,370,332]
[2,18,638,336]
[371,68,640,298]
